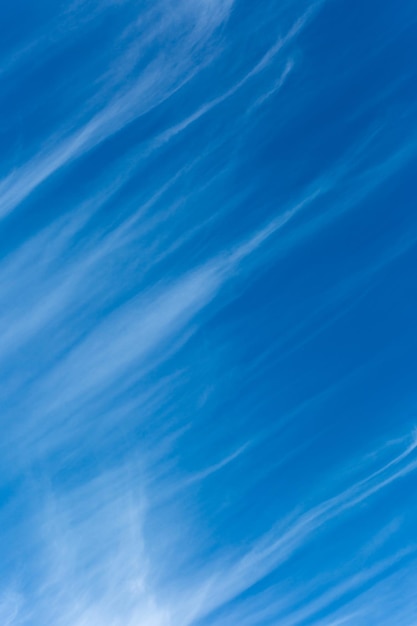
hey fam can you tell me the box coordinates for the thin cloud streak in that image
[1,1,416,625]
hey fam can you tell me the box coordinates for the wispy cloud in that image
[10,428,417,626]
[0,0,236,219]
[1,0,416,625]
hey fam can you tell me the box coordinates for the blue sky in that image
[1,0,417,624]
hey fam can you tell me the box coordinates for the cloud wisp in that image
[1,1,417,625]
